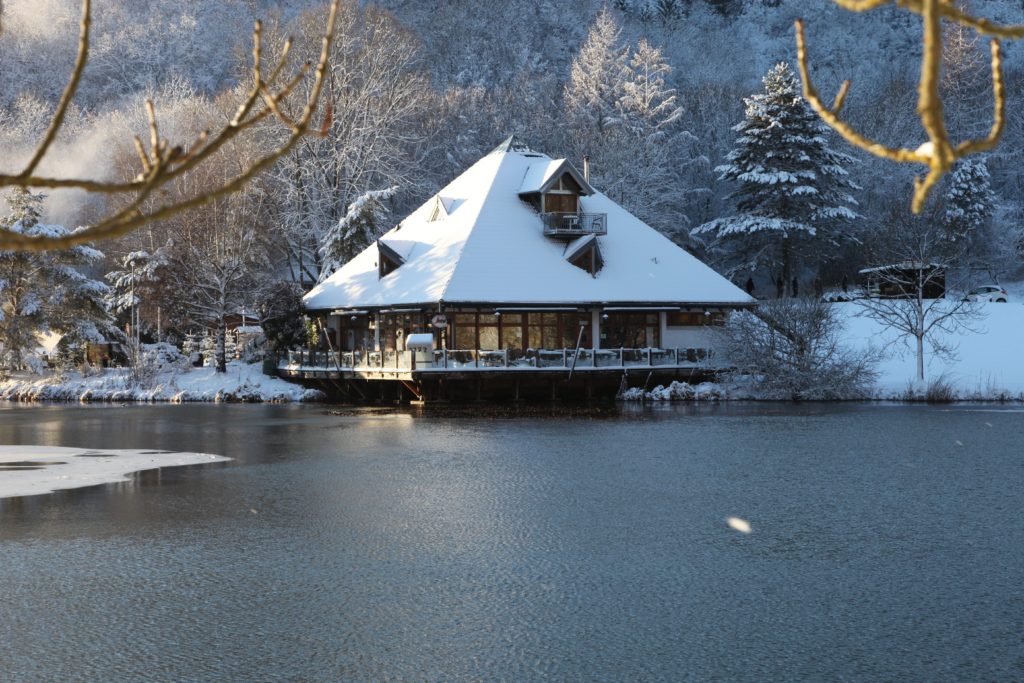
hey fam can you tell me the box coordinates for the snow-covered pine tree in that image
[565,15,692,233]
[942,157,1002,274]
[692,63,859,293]
[224,329,237,362]
[565,9,629,141]
[318,186,398,282]
[200,334,216,367]
[105,247,169,341]
[943,158,994,243]
[0,189,115,371]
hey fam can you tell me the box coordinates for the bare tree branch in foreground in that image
[794,0,1023,213]
[0,0,340,251]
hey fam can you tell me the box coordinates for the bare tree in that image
[856,213,981,383]
[719,298,878,400]
[0,0,341,251]
[267,3,432,286]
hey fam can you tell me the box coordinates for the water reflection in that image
[0,403,1022,681]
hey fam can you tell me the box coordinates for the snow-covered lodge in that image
[283,137,753,401]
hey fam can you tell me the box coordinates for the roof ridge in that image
[489,134,535,155]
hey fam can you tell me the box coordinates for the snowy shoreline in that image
[0,446,231,499]
[0,361,324,404]
[619,380,1024,403]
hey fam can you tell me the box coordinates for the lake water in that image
[1,403,1022,681]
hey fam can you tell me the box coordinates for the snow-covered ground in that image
[839,300,1024,399]
[0,446,230,499]
[0,360,324,403]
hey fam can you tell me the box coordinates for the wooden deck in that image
[278,347,719,402]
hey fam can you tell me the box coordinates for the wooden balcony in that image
[540,212,607,237]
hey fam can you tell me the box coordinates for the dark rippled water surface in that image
[1,403,1023,681]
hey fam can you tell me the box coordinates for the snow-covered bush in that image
[619,381,725,401]
[718,298,878,400]
[128,342,188,389]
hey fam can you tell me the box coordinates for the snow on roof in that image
[859,261,944,274]
[376,239,415,264]
[563,233,596,262]
[304,143,753,310]
[517,157,594,196]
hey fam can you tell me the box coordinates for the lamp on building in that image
[602,313,609,320]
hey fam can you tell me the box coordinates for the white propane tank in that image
[405,333,435,367]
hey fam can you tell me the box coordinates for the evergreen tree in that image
[318,186,398,282]
[105,247,169,342]
[692,63,859,292]
[942,157,1001,273]
[943,158,994,243]
[0,189,115,371]
[565,15,693,233]
[565,9,629,139]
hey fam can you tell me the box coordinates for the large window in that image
[601,313,660,349]
[448,310,588,350]
[454,313,476,349]
[378,312,429,351]
[667,312,725,326]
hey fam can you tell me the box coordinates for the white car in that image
[964,285,1009,303]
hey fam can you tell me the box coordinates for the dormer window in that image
[377,240,405,279]
[543,173,582,214]
[428,196,460,222]
[564,233,603,277]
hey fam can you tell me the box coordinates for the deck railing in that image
[539,212,607,237]
[283,347,713,372]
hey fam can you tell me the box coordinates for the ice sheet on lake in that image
[0,446,230,499]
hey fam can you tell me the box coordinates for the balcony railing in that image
[540,212,607,237]
[282,347,714,372]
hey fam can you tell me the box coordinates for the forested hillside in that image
[1,0,1022,339]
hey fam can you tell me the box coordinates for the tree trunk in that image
[916,333,925,383]
[215,316,227,373]
[781,238,792,297]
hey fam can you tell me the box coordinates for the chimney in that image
[583,155,590,183]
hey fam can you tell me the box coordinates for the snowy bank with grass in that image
[0,446,230,499]
[0,360,323,403]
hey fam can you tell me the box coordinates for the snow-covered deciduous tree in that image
[165,230,263,373]
[267,4,431,286]
[718,297,878,400]
[692,62,859,291]
[0,189,114,371]
[319,186,397,281]
[857,213,982,384]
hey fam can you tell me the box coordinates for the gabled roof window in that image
[518,159,594,196]
[427,196,461,222]
[564,233,603,277]
[377,240,405,278]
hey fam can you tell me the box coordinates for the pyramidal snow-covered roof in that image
[304,143,753,310]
